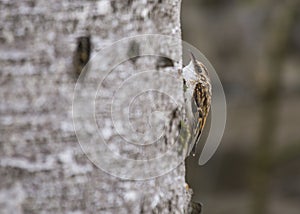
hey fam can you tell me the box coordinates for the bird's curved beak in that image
[190,52,202,74]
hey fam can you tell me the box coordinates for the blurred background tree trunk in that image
[0,0,189,213]
[251,1,300,214]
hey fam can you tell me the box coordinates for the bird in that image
[182,53,212,157]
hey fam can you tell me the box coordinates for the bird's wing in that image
[189,82,210,155]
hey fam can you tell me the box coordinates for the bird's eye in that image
[200,64,209,75]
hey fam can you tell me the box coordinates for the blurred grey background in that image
[183,0,300,214]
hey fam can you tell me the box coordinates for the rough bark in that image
[0,0,189,213]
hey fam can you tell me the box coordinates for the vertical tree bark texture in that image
[0,0,188,213]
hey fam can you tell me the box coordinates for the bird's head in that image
[190,52,209,76]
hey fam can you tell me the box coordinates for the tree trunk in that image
[0,0,190,213]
